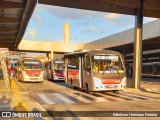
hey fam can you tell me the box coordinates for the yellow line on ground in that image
[11,79,29,111]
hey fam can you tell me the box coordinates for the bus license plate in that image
[108,85,116,88]
[30,78,38,80]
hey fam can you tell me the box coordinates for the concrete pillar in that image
[133,0,144,89]
[64,22,70,44]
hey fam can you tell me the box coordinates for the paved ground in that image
[0,78,160,120]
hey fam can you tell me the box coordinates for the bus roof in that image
[64,49,121,56]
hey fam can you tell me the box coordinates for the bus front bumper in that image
[23,77,43,82]
[92,84,126,91]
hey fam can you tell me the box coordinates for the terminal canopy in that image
[0,0,37,50]
[39,0,160,18]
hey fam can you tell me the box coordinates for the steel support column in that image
[133,0,144,89]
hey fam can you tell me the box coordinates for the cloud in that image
[28,28,36,39]
[43,5,122,20]
[83,27,103,34]
[34,15,45,24]
[42,5,133,27]
[105,13,121,19]
[32,5,45,24]
[43,5,105,19]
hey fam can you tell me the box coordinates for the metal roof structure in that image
[39,0,160,18]
[0,0,37,50]
[0,0,159,50]
[38,0,160,89]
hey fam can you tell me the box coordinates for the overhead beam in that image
[0,33,17,38]
[15,0,37,48]
[0,27,18,33]
[0,1,25,8]
[100,0,138,9]
[39,0,135,15]
[39,0,160,18]
[0,38,16,41]
[126,53,160,59]
[143,44,160,51]
[101,0,160,9]
[127,58,160,63]
[0,43,14,48]
[0,35,16,39]
[144,9,160,18]
[0,46,15,50]
[0,17,21,23]
[0,14,21,18]
[144,0,160,10]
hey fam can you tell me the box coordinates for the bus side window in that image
[67,56,79,70]
[84,54,91,72]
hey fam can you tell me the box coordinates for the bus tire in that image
[113,90,119,94]
[85,83,93,94]
[40,81,43,83]
[73,86,77,89]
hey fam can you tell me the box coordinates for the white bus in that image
[64,50,126,94]
[17,58,44,82]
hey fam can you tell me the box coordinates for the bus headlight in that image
[93,77,102,88]
[120,77,126,88]
[22,71,29,79]
[39,71,44,78]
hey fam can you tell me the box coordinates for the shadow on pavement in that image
[0,96,11,111]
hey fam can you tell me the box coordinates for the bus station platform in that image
[0,78,160,119]
[0,78,44,113]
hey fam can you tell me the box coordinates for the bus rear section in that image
[17,59,44,82]
[64,50,126,93]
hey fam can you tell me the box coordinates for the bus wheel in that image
[85,83,89,93]
[73,86,77,89]
[113,90,119,94]
[85,83,93,94]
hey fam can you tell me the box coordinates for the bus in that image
[17,58,44,82]
[64,49,126,94]
[53,58,64,80]
[44,58,64,81]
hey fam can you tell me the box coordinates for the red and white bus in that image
[44,58,64,81]
[53,58,64,80]
[17,58,44,82]
[64,49,126,93]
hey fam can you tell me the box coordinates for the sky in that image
[23,4,157,44]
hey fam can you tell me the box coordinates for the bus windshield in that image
[23,61,42,70]
[53,60,63,70]
[91,54,125,77]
